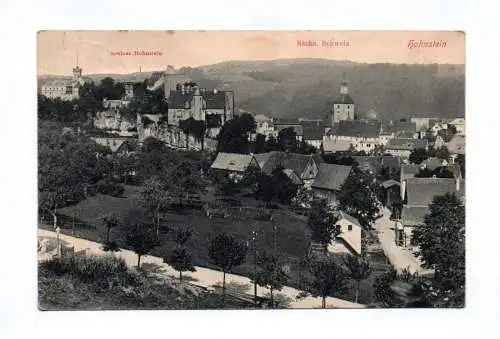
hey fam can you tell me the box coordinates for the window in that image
[348,225,353,231]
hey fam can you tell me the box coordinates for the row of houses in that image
[210,151,376,257]
[255,116,464,157]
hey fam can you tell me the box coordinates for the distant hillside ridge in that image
[38,58,465,121]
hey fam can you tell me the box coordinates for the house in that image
[382,121,418,139]
[381,156,401,173]
[400,163,420,181]
[302,124,325,148]
[103,99,130,110]
[447,134,465,155]
[254,114,274,137]
[352,156,383,174]
[448,117,465,135]
[433,135,446,149]
[399,177,465,247]
[327,211,362,256]
[381,179,401,208]
[166,82,234,127]
[210,153,260,178]
[254,151,319,187]
[274,118,303,141]
[311,163,352,202]
[410,117,433,133]
[385,138,428,158]
[322,138,352,153]
[420,157,448,171]
[324,120,382,153]
[91,137,132,154]
[429,120,448,136]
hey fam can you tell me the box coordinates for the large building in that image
[40,64,85,101]
[166,81,234,127]
[330,81,355,125]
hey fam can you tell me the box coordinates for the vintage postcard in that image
[37,30,465,310]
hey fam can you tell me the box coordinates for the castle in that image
[40,62,85,101]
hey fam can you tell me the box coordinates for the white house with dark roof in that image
[311,163,352,202]
[210,153,259,174]
[328,211,362,256]
[324,120,382,153]
[385,138,428,158]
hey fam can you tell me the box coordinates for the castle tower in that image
[71,54,82,99]
[124,82,134,100]
[331,80,355,125]
[191,86,205,121]
[164,65,188,99]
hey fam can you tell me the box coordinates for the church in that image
[40,63,85,101]
[329,81,356,125]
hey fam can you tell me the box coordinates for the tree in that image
[217,113,256,154]
[278,127,298,153]
[208,234,247,305]
[254,251,288,308]
[373,268,399,307]
[103,213,120,244]
[139,176,169,239]
[265,135,281,152]
[338,168,381,229]
[255,133,267,154]
[344,255,372,303]
[307,198,340,247]
[164,247,195,282]
[411,193,465,296]
[434,146,451,161]
[291,186,313,211]
[409,148,429,164]
[305,256,349,308]
[125,222,157,268]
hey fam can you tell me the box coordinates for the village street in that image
[37,228,364,309]
[373,208,433,276]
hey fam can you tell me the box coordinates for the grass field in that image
[43,185,392,305]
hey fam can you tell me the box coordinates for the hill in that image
[38,58,465,121]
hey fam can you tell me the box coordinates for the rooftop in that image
[386,138,428,151]
[405,177,465,207]
[312,163,352,191]
[328,120,382,139]
[210,153,256,172]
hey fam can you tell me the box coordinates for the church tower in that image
[330,80,355,125]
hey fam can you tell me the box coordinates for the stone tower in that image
[164,65,188,99]
[331,81,355,125]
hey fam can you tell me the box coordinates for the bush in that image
[95,179,124,197]
[39,254,137,290]
[102,241,121,252]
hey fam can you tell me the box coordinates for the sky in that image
[37,30,465,75]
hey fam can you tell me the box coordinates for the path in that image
[373,208,433,276]
[37,228,364,309]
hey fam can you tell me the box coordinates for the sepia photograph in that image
[37,30,465,310]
